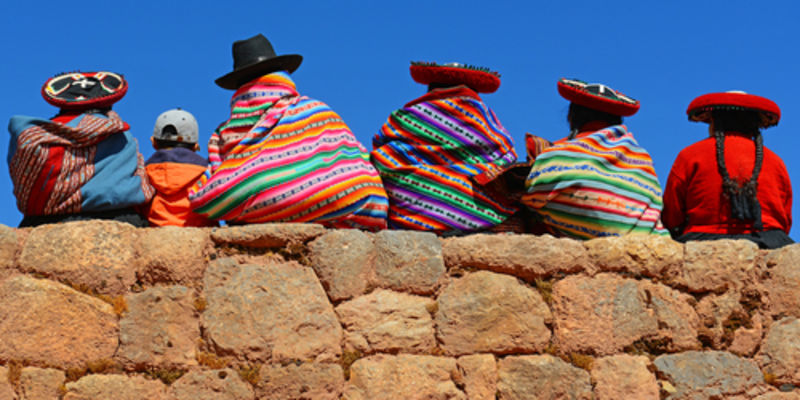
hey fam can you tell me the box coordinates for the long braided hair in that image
[711,109,764,230]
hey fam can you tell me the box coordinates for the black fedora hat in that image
[215,34,303,90]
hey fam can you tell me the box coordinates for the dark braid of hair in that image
[713,129,764,230]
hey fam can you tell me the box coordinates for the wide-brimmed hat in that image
[215,34,303,90]
[558,78,639,117]
[410,61,501,93]
[41,71,128,110]
[687,91,780,128]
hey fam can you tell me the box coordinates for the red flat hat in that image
[557,78,640,117]
[410,61,501,93]
[42,71,128,110]
[687,91,780,128]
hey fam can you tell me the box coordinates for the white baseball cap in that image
[153,108,199,144]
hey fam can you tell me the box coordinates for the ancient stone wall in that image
[0,220,799,399]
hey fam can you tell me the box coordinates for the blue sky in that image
[2,1,799,237]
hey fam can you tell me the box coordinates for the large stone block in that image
[343,355,464,400]
[680,239,759,293]
[0,366,15,400]
[308,230,374,301]
[552,274,699,355]
[210,223,326,248]
[497,355,592,400]
[757,317,800,386]
[591,355,658,400]
[442,234,589,281]
[19,367,65,400]
[0,225,19,277]
[19,220,139,295]
[138,227,210,286]
[169,369,254,400]
[256,363,343,400]
[373,230,445,295]
[436,271,551,356]
[586,234,683,279]
[203,258,341,363]
[0,276,118,368]
[764,244,800,319]
[654,351,766,399]
[63,375,168,400]
[117,286,199,369]
[336,289,436,355]
[456,354,497,400]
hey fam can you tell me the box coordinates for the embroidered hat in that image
[410,61,501,93]
[42,71,128,110]
[153,108,199,144]
[687,91,780,128]
[557,78,640,117]
[216,34,303,90]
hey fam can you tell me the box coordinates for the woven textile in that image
[8,111,153,216]
[522,125,668,239]
[189,72,388,229]
[371,87,517,234]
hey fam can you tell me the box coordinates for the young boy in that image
[144,108,215,227]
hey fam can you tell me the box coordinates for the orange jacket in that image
[144,148,216,227]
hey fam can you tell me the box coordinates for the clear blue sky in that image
[2,1,798,238]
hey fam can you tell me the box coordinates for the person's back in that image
[145,108,215,227]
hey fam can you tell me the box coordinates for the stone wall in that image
[0,220,799,399]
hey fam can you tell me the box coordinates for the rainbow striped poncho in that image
[371,87,517,234]
[522,125,668,239]
[189,72,388,229]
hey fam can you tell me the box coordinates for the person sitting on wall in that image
[189,34,388,229]
[661,91,793,249]
[522,78,668,239]
[7,71,154,227]
[371,61,520,234]
[144,108,216,227]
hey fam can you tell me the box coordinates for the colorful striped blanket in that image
[189,72,388,229]
[521,125,668,239]
[371,87,517,234]
[8,111,153,216]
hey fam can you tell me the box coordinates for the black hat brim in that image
[215,54,303,90]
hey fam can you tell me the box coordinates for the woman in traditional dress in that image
[371,62,519,234]
[522,78,668,239]
[661,91,792,249]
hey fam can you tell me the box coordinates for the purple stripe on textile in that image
[384,182,486,229]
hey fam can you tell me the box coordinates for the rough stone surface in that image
[0,225,19,277]
[0,366,16,400]
[764,244,800,319]
[343,355,465,400]
[681,239,759,293]
[63,375,168,400]
[497,355,592,400]
[18,220,139,295]
[117,286,199,369]
[436,270,551,356]
[256,363,344,400]
[308,230,374,301]
[586,234,683,279]
[336,289,436,355]
[203,258,341,363]
[696,291,744,349]
[757,317,800,385]
[442,233,590,280]
[456,354,497,400]
[0,276,118,367]
[754,393,800,400]
[138,227,209,286]
[553,274,699,355]
[19,367,65,400]
[729,313,764,357]
[591,355,658,400]
[170,369,254,400]
[373,230,445,295]
[210,223,326,248]
[654,351,765,399]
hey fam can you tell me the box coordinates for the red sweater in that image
[662,133,792,234]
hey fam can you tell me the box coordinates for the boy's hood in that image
[146,163,207,195]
